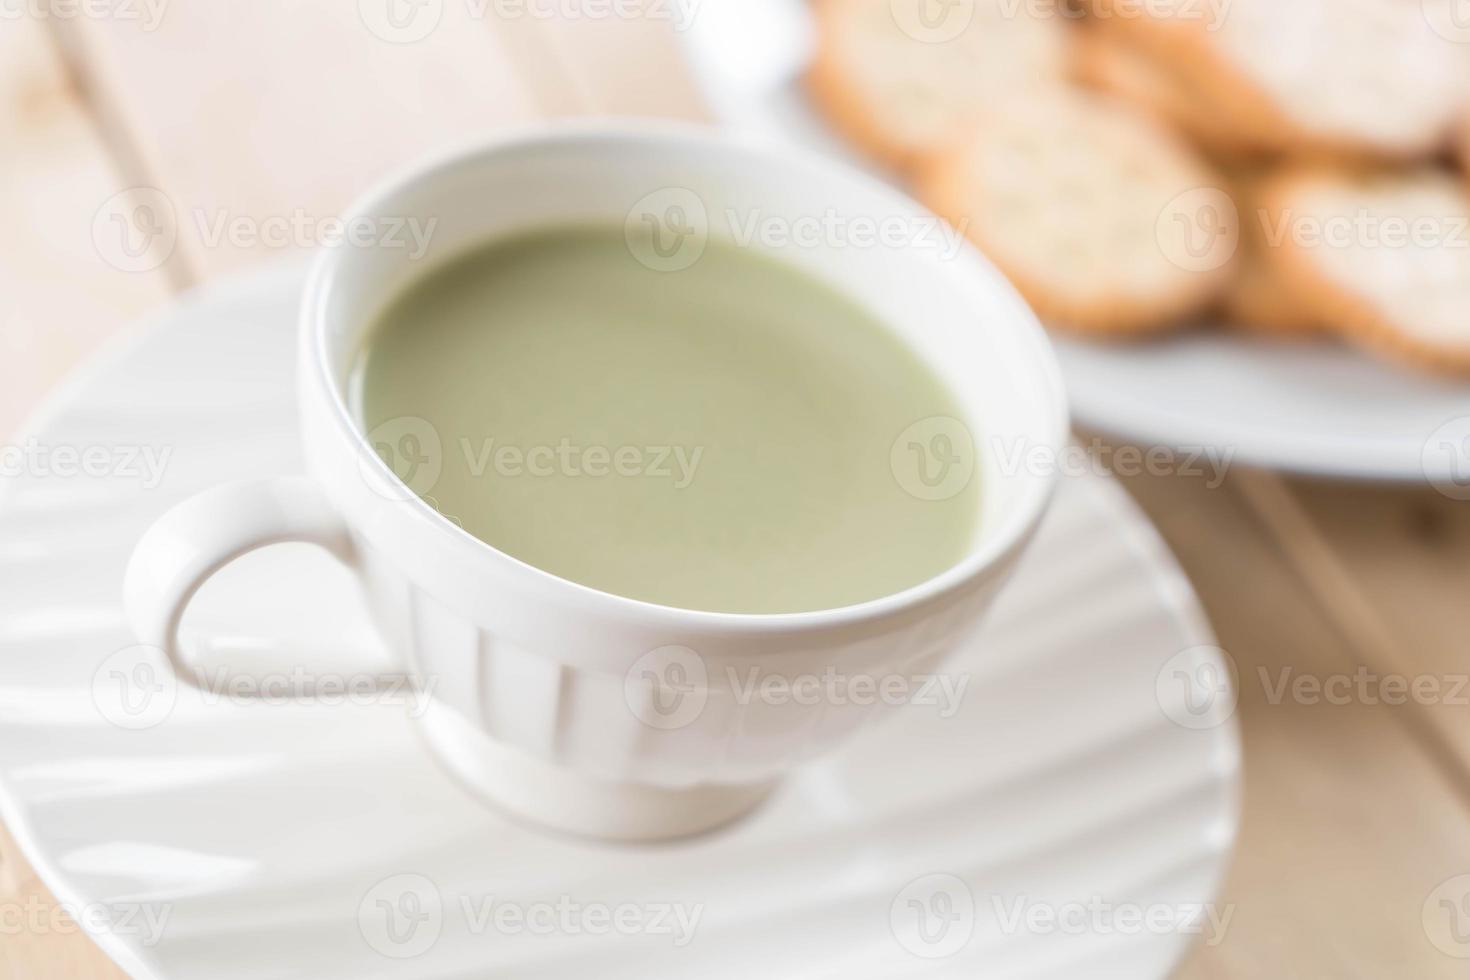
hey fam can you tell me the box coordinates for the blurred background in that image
[2,1,1470,977]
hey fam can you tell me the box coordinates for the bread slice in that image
[1069,21,1264,161]
[1087,0,1467,160]
[1219,170,1325,338]
[916,89,1237,336]
[807,0,1070,169]
[1259,167,1470,372]
[1221,247,1326,339]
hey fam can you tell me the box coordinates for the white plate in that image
[0,263,1239,979]
[678,0,1470,482]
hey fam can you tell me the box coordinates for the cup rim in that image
[303,118,1070,633]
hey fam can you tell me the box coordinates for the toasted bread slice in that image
[916,89,1237,336]
[808,0,1070,169]
[1258,167,1470,372]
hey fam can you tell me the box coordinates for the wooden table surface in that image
[2,6,1468,977]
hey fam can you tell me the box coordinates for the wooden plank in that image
[0,16,162,980]
[0,17,170,436]
[1245,474,1470,785]
[523,1,708,118]
[1112,466,1470,978]
[0,820,129,980]
[51,0,546,280]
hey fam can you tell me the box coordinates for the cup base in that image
[416,701,775,842]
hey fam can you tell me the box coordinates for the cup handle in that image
[123,476,395,694]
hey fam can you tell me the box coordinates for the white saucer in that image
[0,263,1239,979]
[678,0,1470,482]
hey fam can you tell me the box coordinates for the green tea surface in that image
[355,225,978,613]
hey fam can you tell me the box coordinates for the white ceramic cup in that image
[124,122,1069,841]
